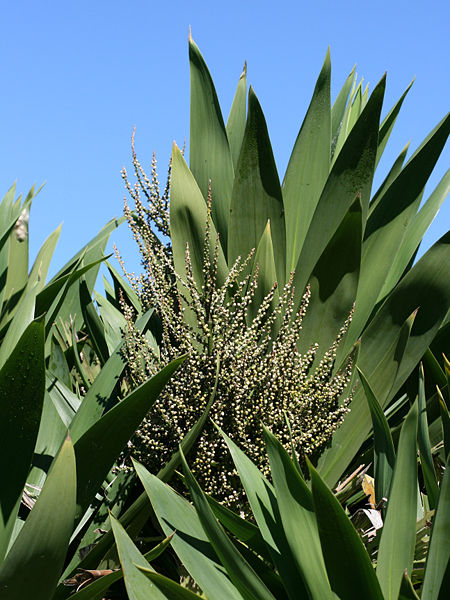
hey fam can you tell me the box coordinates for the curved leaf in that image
[229,87,286,286]
[263,426,331,599]
[226,62,247,170]
[110,513,166,600]
[298,193,361,361]
[422,454,450,599]
[0,317,45,561]
[170,143,228,290]
[189,34,234,252]
[282,49,331,275]
[377,401,419,600]
[358,367,395,504]
[134,461,243,600]
[292,75,386,304]
[180,449,276,600]
[0,436,76,600]
[73,356,185,517]
[308,460,384,600]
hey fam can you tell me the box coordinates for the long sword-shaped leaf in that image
[227,61,247,171]
[180,449,276,600]
[67,533,174,599]
[134,461,243,600]
[417,364,439,508]
[421,453,450,599]
[138,568,203,599]
[247,220,279,326]
[375,79,414,167]
[79,277,109,365]
[73,356,185,517]
[282,49,331,275]
[263,426,332,599]
[170,143,228,289]
[0,317,45,562]
[331,65,356,147]
[189,33,234,252]
[58,394,217,590]
[297,194,361,361]
[345,113,450,351]
[110,513,167,600]
[369,141,410,215]
[377,169,450,302]
[358,367,396,504]
[319,232,449,487]
[49,216,125,329]
[69,308,155,442]
[0,435,76,600]
[377,400,419,600]
[229,87,286,286]
[219,426,308,600]
[292,75,385,302]
[0,283,37,368]
[308,459,384,600]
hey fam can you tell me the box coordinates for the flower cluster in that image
[119,141,353,511]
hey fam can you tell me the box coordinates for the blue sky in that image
[1,0,448,279]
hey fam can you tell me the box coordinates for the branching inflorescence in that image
[119,139,354,511]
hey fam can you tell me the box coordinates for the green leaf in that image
[437,387,450,460]
[110,513,166,600]
[206,495,269,561]
[292,75,386,304]
[0,224,61,332]
[282,49,331,275]
[106,261,142,315]
[422,454,450,599]
[60,393,217,586]
[69,308,155,442]
[358,367,396,505]
[0,283,36,369]
[0,317,45,561]
[229,87,286,286]
[331,65,355,146]
[189,34,234,252]
[417,365,439,509]
[219,426,307,600]
[377,168,450,302]
[0,435,76,600]
[138,567,203,599]
[134,461,243,600]
[369,141,410,215]
[26,388,67,492]
[79,277,109,365]
[308,459,384,600]
[27,224,61,294]
[320,232,449,487]
[226,61,247,170]
[263,426,331,599]
[94,290,127,354]
[377,400,419,600]
[48,216,125,329]
[73,356,185,517]
[346,113,450,348]
[48,336,72,388]
[247,220,279,326]
[170,143,228,290]
[180,449,277,600]
[297,193,361,362]
[398,571,420,600]
[346,81,363,136]
[376,79,414,167]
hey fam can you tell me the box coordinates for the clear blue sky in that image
[1,0,448,279]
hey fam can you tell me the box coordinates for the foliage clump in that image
[118,140,353,510]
